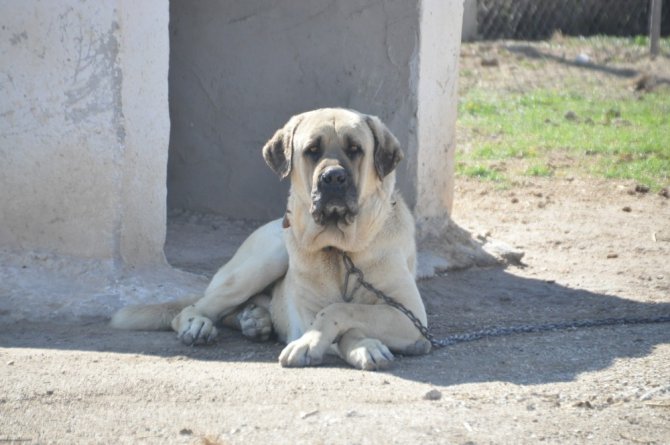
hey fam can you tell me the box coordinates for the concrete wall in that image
[167,0,421,219]
[0,0,170,266]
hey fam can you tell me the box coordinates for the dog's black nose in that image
[319,167,348,188]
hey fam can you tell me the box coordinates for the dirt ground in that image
[2,176,669,445]
[2,40,670,444]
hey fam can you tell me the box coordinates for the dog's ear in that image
[365,115,403,179]
[262,115,303,179]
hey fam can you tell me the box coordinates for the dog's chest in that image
[290,251,378,308]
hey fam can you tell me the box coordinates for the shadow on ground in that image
[3,266,669,387]
[504,44,670,90]
[408,267,670,386]
[507,44,639,77]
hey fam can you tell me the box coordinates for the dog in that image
[111,108,431,370]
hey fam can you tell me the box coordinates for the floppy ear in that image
[262,115,303,179]
[365,115,404,179]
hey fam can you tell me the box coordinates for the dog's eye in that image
[304,144,321,160]
[346,145,362,160]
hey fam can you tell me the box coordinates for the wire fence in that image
[470,0,669,40]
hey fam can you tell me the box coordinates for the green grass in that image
[456,164,505,182]
[525,163,554,177]
[457,89,670,189]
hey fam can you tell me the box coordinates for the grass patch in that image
[458,35,670,189]
[457,89,670,189]
[456,163,506,182]
[525,164,554,177]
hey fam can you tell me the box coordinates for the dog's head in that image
[263,108,403,233]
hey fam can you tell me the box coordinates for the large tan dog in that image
[112,108,430,370]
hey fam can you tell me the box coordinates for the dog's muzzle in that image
[310,166,358,226]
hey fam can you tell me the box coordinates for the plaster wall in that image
[0,0,169,265]
[167,0,420,219]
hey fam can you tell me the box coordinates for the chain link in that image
[341,252,670,349]
[477,0,656,40]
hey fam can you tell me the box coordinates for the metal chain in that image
[341,252,670,348]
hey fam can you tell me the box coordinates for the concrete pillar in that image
[0,0,191,322]
[414,0,522,274]
[414,0,463,229]
[117,0,171,266]
[0,0,169,267]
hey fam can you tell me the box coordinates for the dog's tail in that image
[110,296,198,331]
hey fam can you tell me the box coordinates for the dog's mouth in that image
[309,164,358,227]
[310,194,358,226]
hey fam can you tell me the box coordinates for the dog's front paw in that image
[345,338,394,371]
[177,315,218,346]
[237,303,273,341]
[278,332,324,367]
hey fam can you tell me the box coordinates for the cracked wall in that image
[167,0,421,219]
[0,0,169,265]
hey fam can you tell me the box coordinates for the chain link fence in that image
[467,0,668,40]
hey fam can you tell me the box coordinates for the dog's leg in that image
[278,301,431,370]
[172,219,288,345]
[220,294,273,341]
[337,328,395,370]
